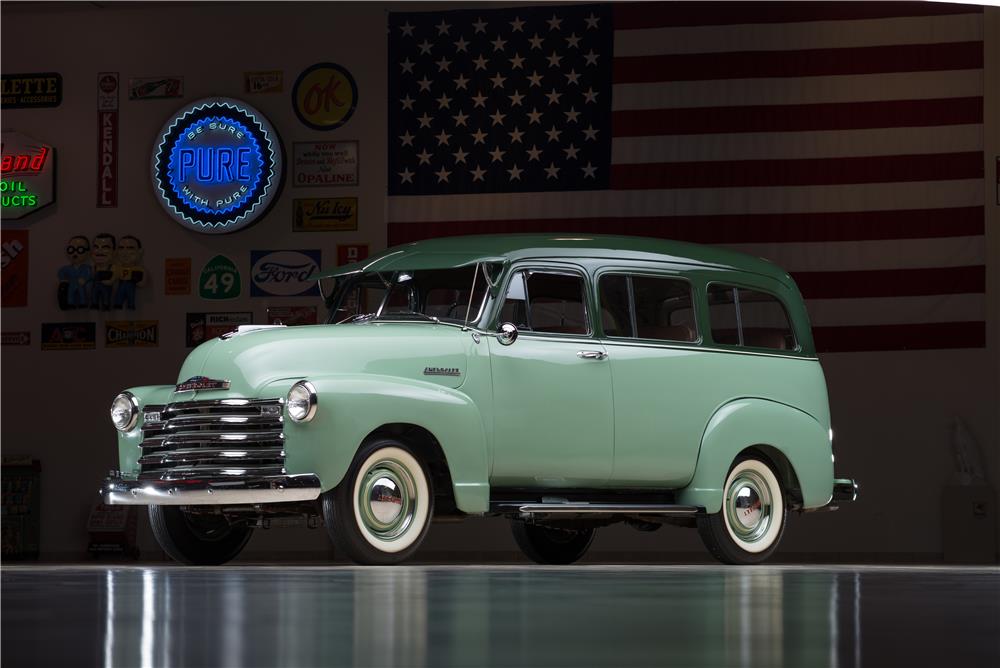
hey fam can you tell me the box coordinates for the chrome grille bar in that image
[138,398,285,482]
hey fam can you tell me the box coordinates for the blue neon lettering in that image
[176,146,255,184]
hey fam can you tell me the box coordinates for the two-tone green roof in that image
[317,234,793,286]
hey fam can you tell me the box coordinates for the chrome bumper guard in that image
[101,472,322,506]
[832,478,858,503]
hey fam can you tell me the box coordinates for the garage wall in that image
[1,1,997,562]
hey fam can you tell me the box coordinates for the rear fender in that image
[677,398,833,513]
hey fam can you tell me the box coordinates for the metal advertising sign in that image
[1,331,30,346]
[128,76,183,100]
[97,72,119,208]
[266,305,318,326]
[250,250,320,297]
[244,70,283,94]
[293,197,358,232]
[2,230,29,307]
[1,72,62,109]
[164,258,192,295]
[186,312,252,347]
[105,321,159,348]
[1,132,55,220]
[40,322,96,350]
[152,97,284,234]
[293,141,358,187]
[292,63,358,131]
[198,255,241,300]
[337,243,369,266]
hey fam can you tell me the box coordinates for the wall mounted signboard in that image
[151,97,284,234]
[293,141,358,187]
[1,131,55,220]
[1,72,62,109]
[292,63,358,131]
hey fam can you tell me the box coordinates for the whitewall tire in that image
[322,439,434,565]
[697,455,787,564]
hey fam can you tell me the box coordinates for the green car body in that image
[104,235,855,565]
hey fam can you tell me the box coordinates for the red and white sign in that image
[97,72,119,208]
[1,229,29,307]
[337,243,369,266]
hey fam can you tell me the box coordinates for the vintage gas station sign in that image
[152,97,284,234]
[1,131,55,220]
[292,63,358,131]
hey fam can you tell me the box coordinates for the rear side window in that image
[707,284,796,351]
[598,274,697,342]
[501,271,590,335]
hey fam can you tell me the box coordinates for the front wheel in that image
[697,456,787,564]
[149,506,253,565]
[511,521,596,565]
[322,439,434,565]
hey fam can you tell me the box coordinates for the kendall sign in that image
[1,131,56,219]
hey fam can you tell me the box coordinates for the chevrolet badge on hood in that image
[175,376,231,392]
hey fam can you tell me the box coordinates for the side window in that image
[707,284,795,350]
[632,276,697,342]
[707,285,740,345]
[501,270,590,335]
[737,288,795,350]
[598,274,633,337]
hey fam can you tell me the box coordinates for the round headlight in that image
[110,392,139,432]
[286,381,318,422]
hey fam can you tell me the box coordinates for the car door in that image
[487,266,614,487]
[596,270,708,487]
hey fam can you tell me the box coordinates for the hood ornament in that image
[175,376,231,392]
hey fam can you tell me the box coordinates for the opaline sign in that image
[152,97,283,234]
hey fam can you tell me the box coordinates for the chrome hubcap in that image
[357,460,416,540]
[725,470,772,543]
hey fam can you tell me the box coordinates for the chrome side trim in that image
[517,503,701,515]
[101,473,322,506]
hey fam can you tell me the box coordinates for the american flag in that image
[386,2,986,353]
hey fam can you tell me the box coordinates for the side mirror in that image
[497,322,518,346]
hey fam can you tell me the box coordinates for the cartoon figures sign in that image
[57,233,146,310]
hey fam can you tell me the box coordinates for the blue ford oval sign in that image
[152,97,283,234]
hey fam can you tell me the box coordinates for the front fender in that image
[677,398,833,513]
[272,374,490,513]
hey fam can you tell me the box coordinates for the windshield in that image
[327,264,492,326]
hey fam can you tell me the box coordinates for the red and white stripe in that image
[387,2,986,353]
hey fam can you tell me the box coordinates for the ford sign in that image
[250,250,320,297]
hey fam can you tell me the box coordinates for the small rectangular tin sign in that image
[293,197,358,232]
[1,72,62,109]
[106,321,159,348]
[186,312,253,347]
[41,322,96,350]
[164,258,192,295]
[293,141,359,187]
[1,331,30,346]
[128,76,183,100]
[244,70,283,94]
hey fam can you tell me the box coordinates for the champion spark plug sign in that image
[152,97,283,234]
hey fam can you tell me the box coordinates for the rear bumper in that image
[101,472,323,506]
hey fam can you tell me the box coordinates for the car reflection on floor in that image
[2,565,998,668]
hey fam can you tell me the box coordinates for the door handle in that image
[577,350,608,360]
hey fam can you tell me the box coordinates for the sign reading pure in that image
[152,97,283,234]
[1,131,55,219]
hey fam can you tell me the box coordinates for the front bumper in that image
[101,472,322,506]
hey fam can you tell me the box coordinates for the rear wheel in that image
[697,456,787,564]
[511,521,596,565]
[322,439,434,565]
[149,506,253,565]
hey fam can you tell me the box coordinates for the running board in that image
[516,503,701,516]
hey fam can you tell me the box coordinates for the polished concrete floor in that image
[2,565,998,668]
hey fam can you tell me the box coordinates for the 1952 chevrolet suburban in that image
[102,235,857,565]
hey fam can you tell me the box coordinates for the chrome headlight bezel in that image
[286,380,318,423]
[110,392,140,432]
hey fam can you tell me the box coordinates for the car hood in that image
[175,322,473,399]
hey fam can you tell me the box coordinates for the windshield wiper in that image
[376,311,439,322]
[338,312,378,324]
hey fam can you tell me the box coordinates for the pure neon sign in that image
[152,98,283,234]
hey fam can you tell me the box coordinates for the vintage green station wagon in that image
[103,235,857,565]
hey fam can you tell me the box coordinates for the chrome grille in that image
[138,399,284,481]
